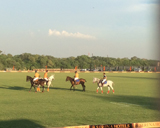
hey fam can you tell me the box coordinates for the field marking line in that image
[110,102,140,107]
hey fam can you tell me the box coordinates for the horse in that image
[66,76,86,91]
[26,76,36,92]
[43,75,55,92]
[92,77,114,94]
[26,76,47,92]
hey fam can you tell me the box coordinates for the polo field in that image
[0,72,159,128]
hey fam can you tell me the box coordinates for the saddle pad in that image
[76,79,80,82]
[104,81,107,84]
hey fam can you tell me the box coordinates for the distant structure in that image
[157,62,160,71]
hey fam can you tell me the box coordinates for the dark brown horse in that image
[66,76,86,91]
[26,76,47,92]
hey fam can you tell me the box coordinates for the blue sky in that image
[0,0,159,60]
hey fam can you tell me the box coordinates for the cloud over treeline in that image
[48,29,96,40]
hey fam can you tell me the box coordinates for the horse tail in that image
[83,79,87,82]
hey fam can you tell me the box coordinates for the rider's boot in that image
[101,90,103,94]
[37,87,40,92]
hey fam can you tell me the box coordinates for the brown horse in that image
[26,76,47,92]
[66,76,86,91]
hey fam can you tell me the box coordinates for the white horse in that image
[93,77,114,94]
[45,75,55,92]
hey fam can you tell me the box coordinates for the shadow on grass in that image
[85,93,160,111]
[0,119,45,128]
[52,87,85,92]
[0,85,30,91]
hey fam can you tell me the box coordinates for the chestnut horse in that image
[26,76,47,92]
[66,76,86,91]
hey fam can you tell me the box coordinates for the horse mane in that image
[48,75,54,81]
[67,76,74,80]
[27,75,32,78]
[26,76,33,82]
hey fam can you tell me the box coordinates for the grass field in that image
[0,72,160,128]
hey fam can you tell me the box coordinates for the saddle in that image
[99,80,107,87]
[76,79,80,82]
[74,79,80,85]
[104,81,107,84]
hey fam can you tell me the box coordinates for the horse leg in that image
[107,86,110,94]
[83,85,85,91]
[34,85,37,92]
[36,85,39,92]
[109,84,114,93]
[70,85,73,90]
[96,87,99,93]
[100,87,103,94]
[73,85,75,91]
[29,85,32,92]
[81,83,84,91]
[42,86,44,92]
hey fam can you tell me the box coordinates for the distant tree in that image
[47,60,54,68]
[0,52,158,70]
[0,63,4,70]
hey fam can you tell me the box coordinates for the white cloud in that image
[126,3,158,12]
[48,29,96,40]
[129,4,148,12]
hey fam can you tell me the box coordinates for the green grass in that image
[0,72,159,128]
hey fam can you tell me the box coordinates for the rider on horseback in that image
[74,71,79,85]
[101,73,107,87]
[44,70,49,85]
[33,70,40,83]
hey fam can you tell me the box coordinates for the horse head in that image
[93,77,97,83]
[66,76,69,81]
[26,76,33,82]
[93,77,100,83]
[49,75,55,81]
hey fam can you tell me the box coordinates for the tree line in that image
[0,50,158,71]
